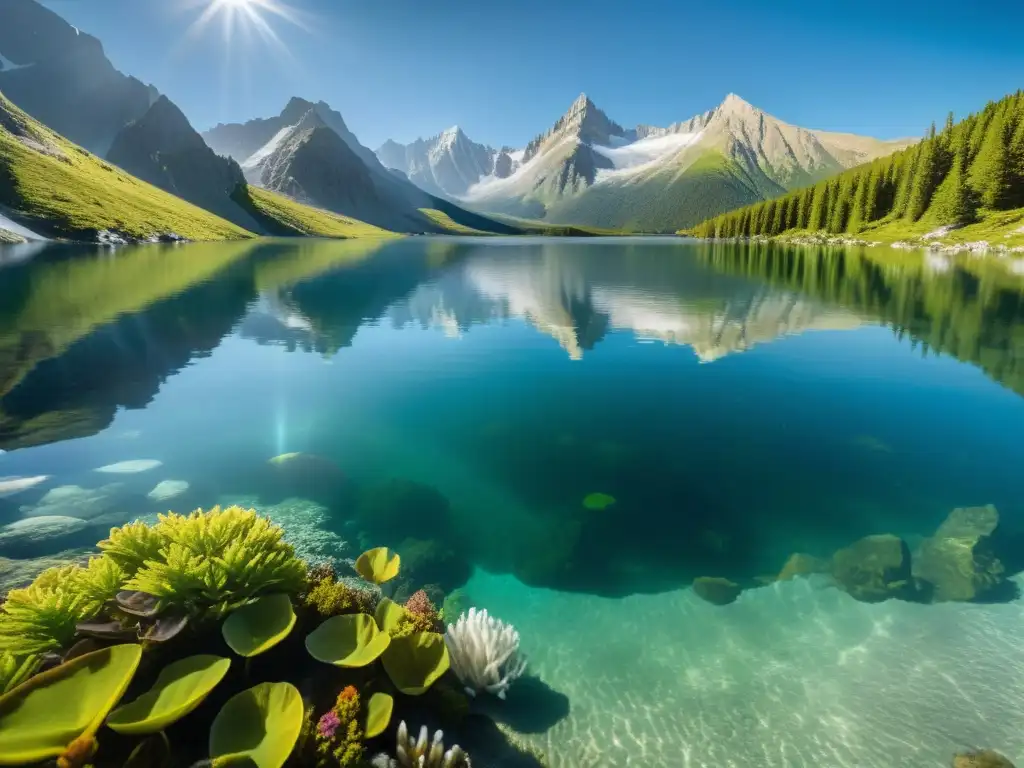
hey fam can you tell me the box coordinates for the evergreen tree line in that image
[692,90,1024,239]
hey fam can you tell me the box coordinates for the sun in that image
[183,0,306,53]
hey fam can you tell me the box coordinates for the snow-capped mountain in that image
[205,98,523,234]
[376,126,502,198]
[380,93,913,232]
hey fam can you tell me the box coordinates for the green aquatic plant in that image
[98,521,166,575]
[0,644,142,766]
[582,492,616,511]
[0,564,105,656]
[222,593,297,657]
[306,614,391,668]
[209,681,303,768]
[0,652,41,695]
[106,654,231,735]
[120,506,308,616]
[375,598,409,635]
[364,692,394,739]
[305,574,373,618]
[355,547,401,585]
[380,632,450,696]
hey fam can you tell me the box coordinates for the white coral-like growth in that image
[444,607,527,699]
[383,721,469,768]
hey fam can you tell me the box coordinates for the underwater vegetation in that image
[0,506,534,768]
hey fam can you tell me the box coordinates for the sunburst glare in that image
[182,0,308,55]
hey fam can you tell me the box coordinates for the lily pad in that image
[107,654,231,735]
[380,632,449,695]
[374,597,409,634]
[582,492,616,511]
[0,644,141,765]
[305,613,391,668]
[354,547,400,585]
[222,594,296,658]
[209,681,303,768]
[364,692,393,739]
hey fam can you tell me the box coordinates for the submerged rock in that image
[0,549,91,592]
[147,479,190,502]
[0,475,50,499]
[20,483,126,521]
[777,553,831,582]
[952,750,1016,767]
[0,515,92,557]
[94,459,163,474]
[831,534,919,603]
[692,576,742,606]
[914,505,1007,602]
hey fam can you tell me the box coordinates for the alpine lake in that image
[1,235,1024,768]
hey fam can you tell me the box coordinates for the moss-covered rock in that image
[831,534,919,603]
[952,750,1016,768]
[692,576,742,606]
[913,505,1007,602]
[356,480,453,541]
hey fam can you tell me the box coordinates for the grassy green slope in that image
[0,92,253,241]
[545,152,783,233]
[236,186,398,239]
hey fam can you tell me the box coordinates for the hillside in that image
[0,91,252,241]
[690,90,1024,250]
[383,93,910,233]
[107,96,263,232]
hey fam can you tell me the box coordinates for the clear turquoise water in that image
[1,237,1024,766]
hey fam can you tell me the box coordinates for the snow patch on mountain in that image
[463,138,577,200]
[241,124,297,180]
[0,52,34,72]
[592,131,703,182]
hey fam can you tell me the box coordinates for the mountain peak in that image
[295,107,327,131]
[280,96,316,123]
[718,93,759,116]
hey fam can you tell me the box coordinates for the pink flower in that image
[317,710,341,739]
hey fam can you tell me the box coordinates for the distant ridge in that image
[379,93,913,232]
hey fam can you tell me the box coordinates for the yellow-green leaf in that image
[364,692,393,739]
[0,644,141,765]
[107,654,231,735]
[209,682,303,768]
[380,632,449,696]
[374,597,409,634]
[354,547,400,585]
[221,594,296,658]
[305,613,391,668]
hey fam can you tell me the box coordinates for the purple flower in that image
[317,710,341,739]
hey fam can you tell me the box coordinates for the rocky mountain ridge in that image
[379,92,914,232]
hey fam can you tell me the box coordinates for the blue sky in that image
[42,0,1024,150]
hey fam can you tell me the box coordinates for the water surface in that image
[1,236,1023,766]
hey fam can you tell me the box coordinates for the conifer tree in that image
[929,145,977,226]
[971,111,1013,209]
[1008,109,1024,207]
[862,165,882,223]
[848,174,868,233]
[906,130,939,221]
